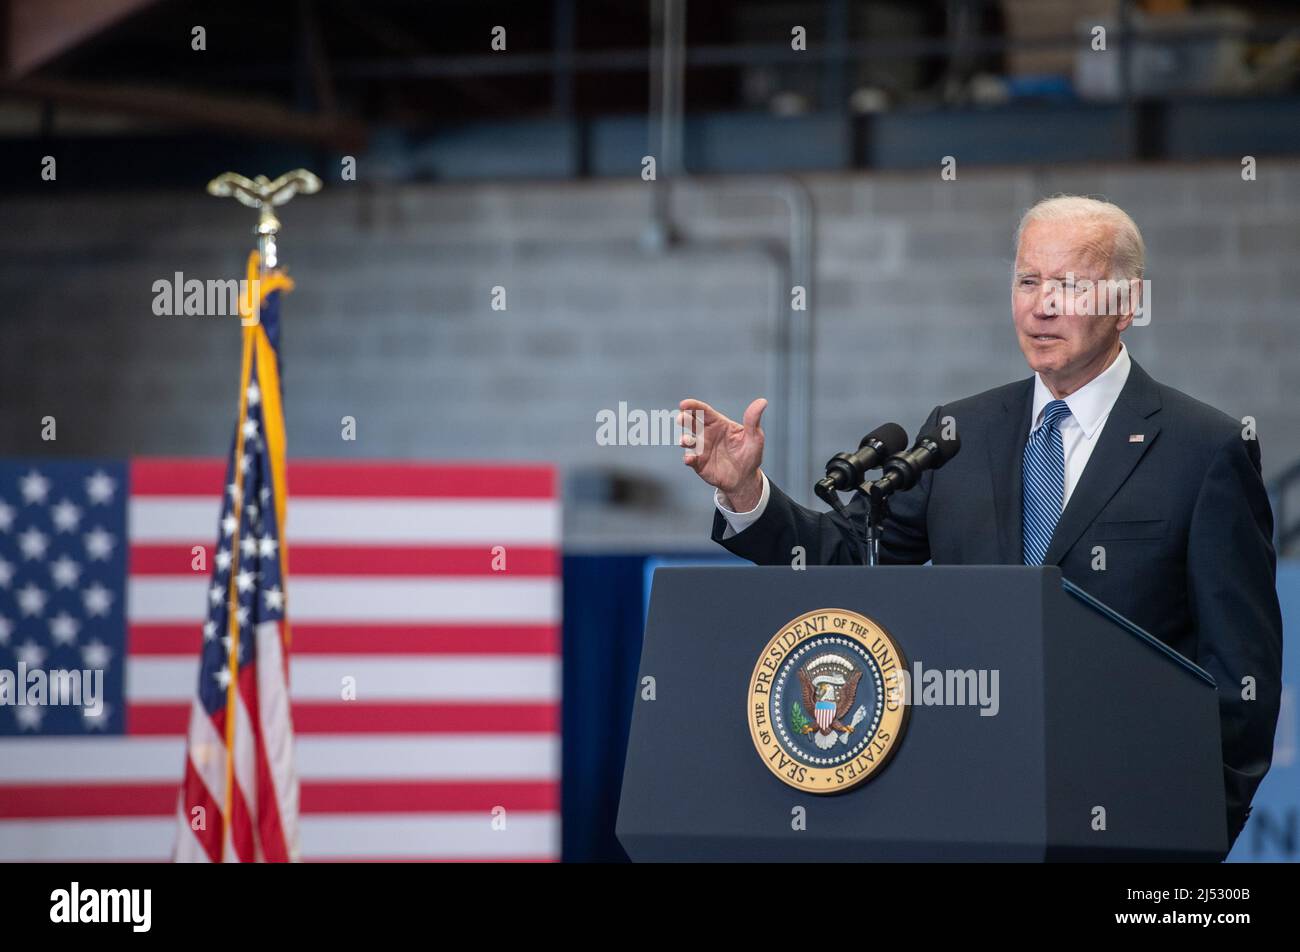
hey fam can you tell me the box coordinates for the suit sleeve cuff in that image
[714,473,770,539]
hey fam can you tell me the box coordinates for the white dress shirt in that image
[716,343,1132,538]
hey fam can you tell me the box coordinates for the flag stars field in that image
[0,460,129,747]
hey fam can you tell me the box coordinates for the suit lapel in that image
[988,378,1034,564]
[1041,359,1163,566]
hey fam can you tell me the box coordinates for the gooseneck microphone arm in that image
[817,482,871,567]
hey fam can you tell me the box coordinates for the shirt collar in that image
[1031,342,1132,440]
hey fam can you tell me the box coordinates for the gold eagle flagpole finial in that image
[206,169,322,269]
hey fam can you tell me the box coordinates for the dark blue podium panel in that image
[617,566,1225,862]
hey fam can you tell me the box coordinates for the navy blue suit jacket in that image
[713,358,1283,847]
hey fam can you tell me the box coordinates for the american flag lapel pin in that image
[1129,433,1145,443]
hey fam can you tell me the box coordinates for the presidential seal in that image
[747,608,908,794]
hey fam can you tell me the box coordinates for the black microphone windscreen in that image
[861,422,908,456]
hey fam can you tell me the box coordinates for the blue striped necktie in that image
[1022,399,1072,565]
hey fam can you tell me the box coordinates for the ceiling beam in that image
[4,0,159,78]
[0,76,369,149]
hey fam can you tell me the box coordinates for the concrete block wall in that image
[1,159,1297,549]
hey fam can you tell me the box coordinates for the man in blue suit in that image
[680,195,1282,851]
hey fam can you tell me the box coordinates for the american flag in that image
[0,259,561,861]
[0,458,561,861]
[174,259,298,863]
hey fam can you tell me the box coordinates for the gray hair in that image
[1015,195,1145,281]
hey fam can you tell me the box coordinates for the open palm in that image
[679,397,767,502]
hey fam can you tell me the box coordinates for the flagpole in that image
[192,169,318,863]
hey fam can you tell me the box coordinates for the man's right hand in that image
[679,397,768,512]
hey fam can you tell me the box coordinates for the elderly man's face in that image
[1013,219,1130,395]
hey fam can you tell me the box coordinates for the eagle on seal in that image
[798,657,863,750]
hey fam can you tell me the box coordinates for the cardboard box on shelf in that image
[1001,0,1120,76]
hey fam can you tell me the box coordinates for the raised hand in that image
[679,397,768,511]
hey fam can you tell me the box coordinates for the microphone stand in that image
[857,481,890,567]
[815,480,872,566]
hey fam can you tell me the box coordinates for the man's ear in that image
[1112,276,1140,332]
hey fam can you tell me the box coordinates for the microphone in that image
[815,423,908,502]
[868,425,961,498]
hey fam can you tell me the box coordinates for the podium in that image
[616,566,1227,862]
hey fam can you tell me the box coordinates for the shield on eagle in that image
[799,654,863,746]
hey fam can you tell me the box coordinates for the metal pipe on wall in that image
[647,0,818,503]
